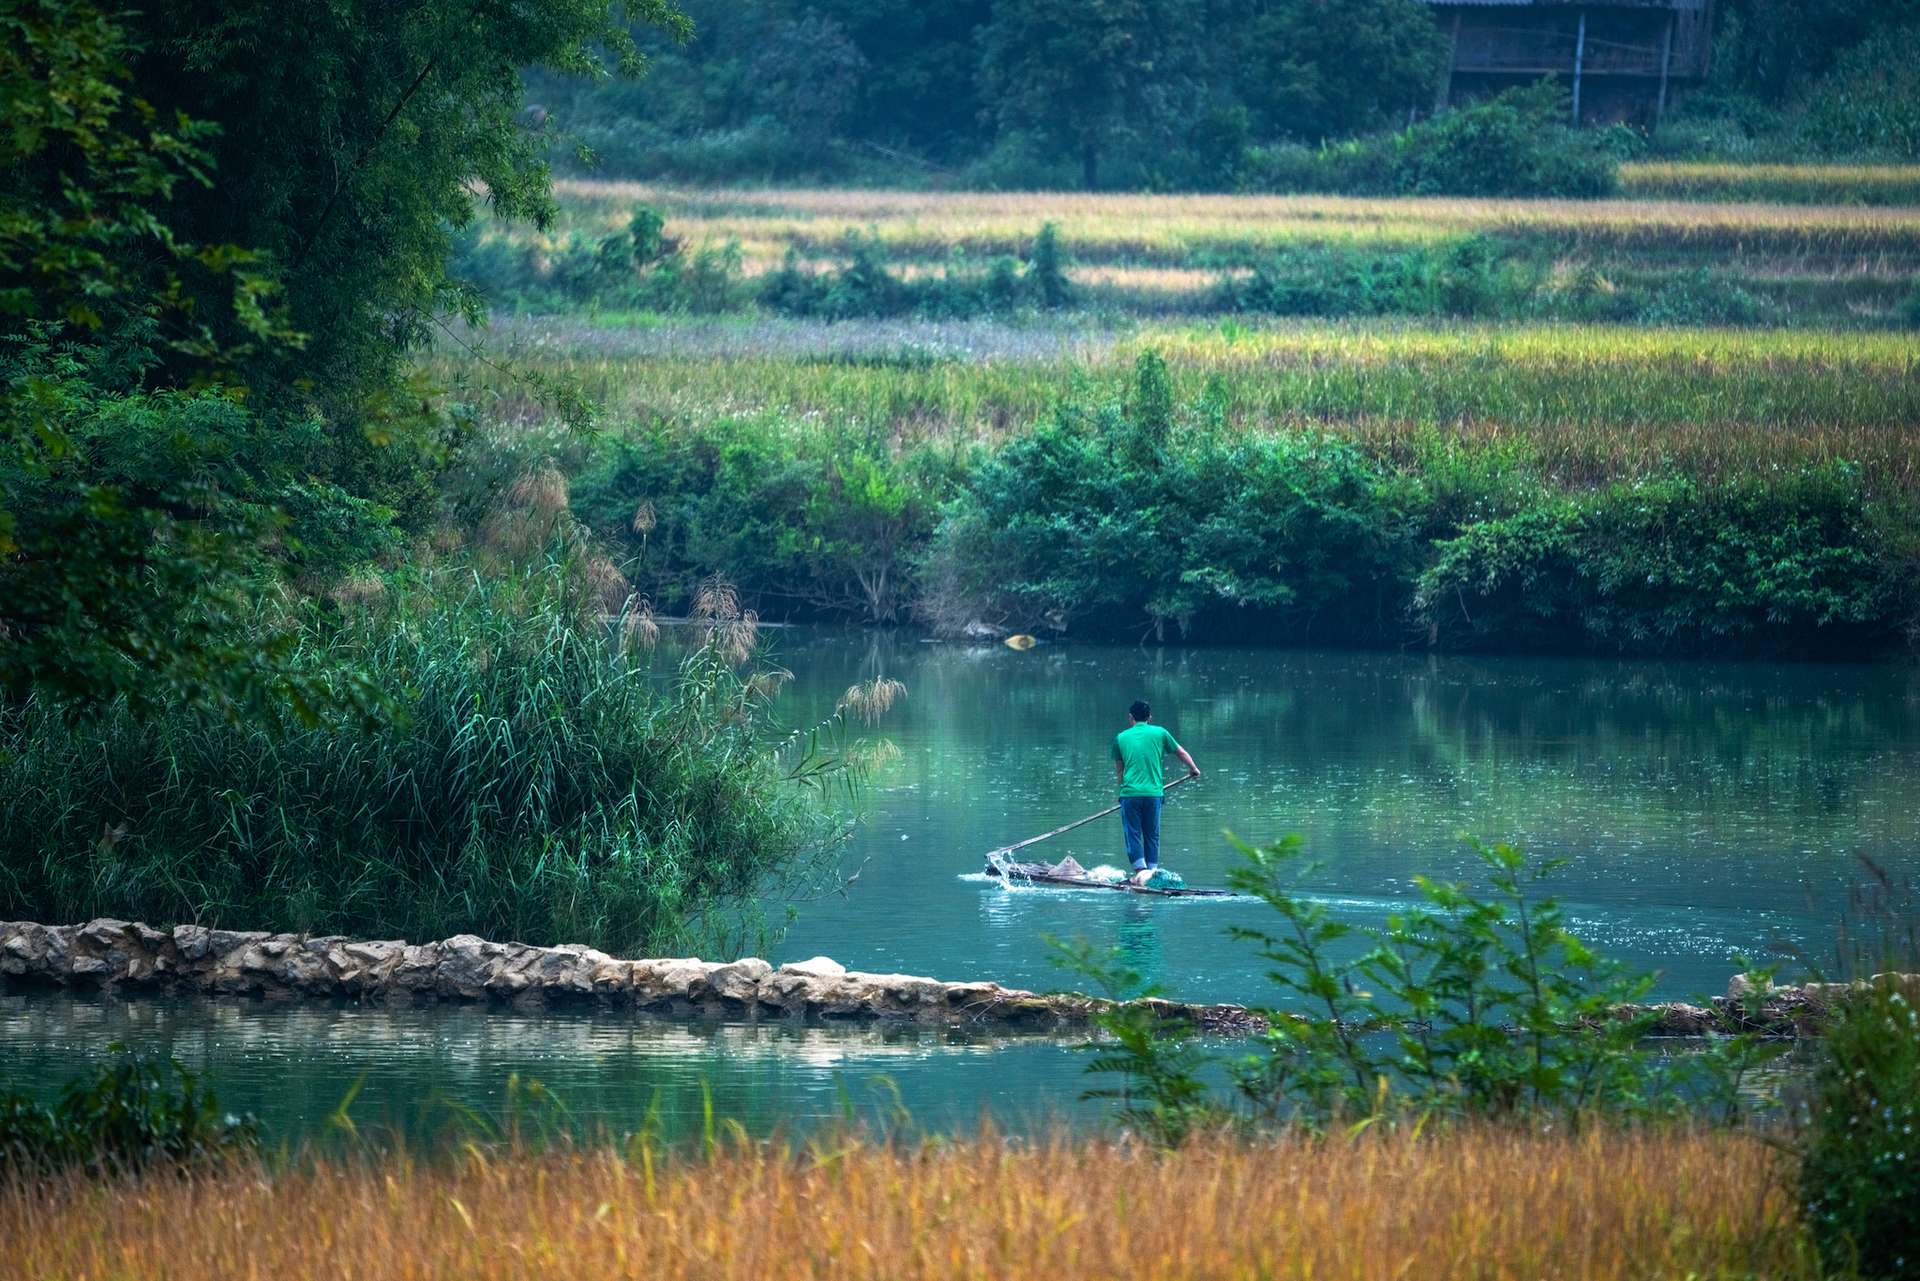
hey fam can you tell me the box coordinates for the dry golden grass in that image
[0,1129,1815,1281]
[549,181,1920,262]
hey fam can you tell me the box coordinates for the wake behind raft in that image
[980,776,1234,898]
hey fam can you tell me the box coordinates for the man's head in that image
[1128,700,1151,723]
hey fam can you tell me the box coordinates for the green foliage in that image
[1060,833,1773,1141]
[756,226,1068,320]
[0,1050,258,1177]
[1238,0,1448,144]
[1026,223,1071,310]
[1243,86,1625,198]
[561,355,1912,656]
[1798,860,1920,1281]
[1052,939,1224,1147]
[1801,979,1920,1279]
[976,0,1180,189]
[1221,237,1545,319]
[455,208,750,314]
[1345,85,1623,198]
[0,341,389,720]
[0,562,849,954]
[1227,835,1664,1125]
[1,0,686,720]
[572,417,946,623]
[1712,0,1920,106]
[1796,27,1920,160]
[924,355,1420,640]
[1414,468,1903,655]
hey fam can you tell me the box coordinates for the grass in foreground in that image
[0,1129,1812,1281]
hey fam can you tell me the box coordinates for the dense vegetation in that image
[521,0,1920,189]
[496,342,1918,657]
[0,0,870,952]
[0,562,854,954]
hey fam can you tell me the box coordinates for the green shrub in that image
[0,354,400,716]
[1062,833,1771,1140]
[1634,268,1773,326]
[1414,468,1903,654]
[572,418,946,623]
[1245,85,1623,198]
[1899,280,1920,329]
[0,562,848,954]
[454,206,749,314]
[923,353,1420,640]
[1797,28,1920,160]
[1220,236,1541,318]
[1801,977,1920,1279]
[1,1051,257,1177]
[760,225,1067,319]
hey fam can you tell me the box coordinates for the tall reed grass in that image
[0,1128,1814,1280]
[0,561,846,954]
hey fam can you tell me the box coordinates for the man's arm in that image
[1172,744,1200,780]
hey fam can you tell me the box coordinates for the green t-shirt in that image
[1112,722,1181,797]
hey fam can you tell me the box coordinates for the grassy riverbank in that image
[451,320,1920,654]
[0,1129,1810,1281]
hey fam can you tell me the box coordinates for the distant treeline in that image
[525,0,1920,190]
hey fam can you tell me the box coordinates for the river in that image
[4,636,1914,1143]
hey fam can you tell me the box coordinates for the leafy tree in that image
[1712,0,1920,105]
[1,0,686,716]
[1238,0,1446,143]
[978,0,1188,189]
[750,11,868,157]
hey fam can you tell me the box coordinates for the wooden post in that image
[1571,9,1587,124]
[1655,12,1675,125]
[1435,11,1461,112]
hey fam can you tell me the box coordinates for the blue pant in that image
[1119,796,1162,871]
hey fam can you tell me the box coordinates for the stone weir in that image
[0,919,1893,1037]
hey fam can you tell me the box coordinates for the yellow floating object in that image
[1004,634,1037,650]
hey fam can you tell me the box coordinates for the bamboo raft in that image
[983,857,1235,897]
[980,775,1235,897]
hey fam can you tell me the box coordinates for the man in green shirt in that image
[1112,700,1200,887]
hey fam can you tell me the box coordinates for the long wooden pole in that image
[988,774,1197,859]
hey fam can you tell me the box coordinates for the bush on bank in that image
[0,563,845,955]
[568,354,1915,657]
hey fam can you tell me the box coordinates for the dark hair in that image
[1128,700,1151,722]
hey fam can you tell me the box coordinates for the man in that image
[1112,700,1200,886]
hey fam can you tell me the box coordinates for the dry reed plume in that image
[839,676,907,725]
[0,1128,1813,1281]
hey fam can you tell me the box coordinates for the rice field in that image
[552,181,1920,262]
[1623,161,1920,207]
[465,317,1920,493]
[0,1128,1814,1281]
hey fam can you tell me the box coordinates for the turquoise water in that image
[4,638,1915,1143]
[771,636,1918,1005]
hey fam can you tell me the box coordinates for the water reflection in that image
[0,991,1096,1144]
